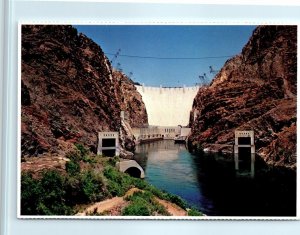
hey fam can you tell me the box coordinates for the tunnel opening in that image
[101,138,117,157]
[124,167,142,178]
[238,137,251,145]
[102,138,116,147]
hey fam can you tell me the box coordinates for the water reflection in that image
[135,140,215,214]
[134,140,296,216]
[234,153,255,178]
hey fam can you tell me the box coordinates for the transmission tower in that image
[198,73,207,85]
[129,72,133,79]
[209,65,219,75]
[110,48,121,65]
[116,62,123,72]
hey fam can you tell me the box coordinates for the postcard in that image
[19,23,297,219]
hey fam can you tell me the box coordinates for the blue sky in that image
[74,25,256,87]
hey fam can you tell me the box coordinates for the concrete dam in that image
[135,85,199,126]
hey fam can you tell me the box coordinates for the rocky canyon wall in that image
[188,26,297,169]
[21,25,148,157]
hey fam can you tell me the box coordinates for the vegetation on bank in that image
[21,143,202,216]
[123,191,170,216]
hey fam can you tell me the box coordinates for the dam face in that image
[135,85,199,126]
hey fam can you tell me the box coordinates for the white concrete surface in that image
[132,126,182,142]
[116,160,145,178]
[180,127,191,137]
[135,85,199,126]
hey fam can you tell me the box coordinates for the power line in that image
[105,52,234,60]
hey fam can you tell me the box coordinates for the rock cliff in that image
[21,25,148,157]
[113,70,148,128]
[188,26,297,169]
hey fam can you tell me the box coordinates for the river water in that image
[134,140,296,216]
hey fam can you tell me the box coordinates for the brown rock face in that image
[113,70,148,128]
[21,25,148,156]
[188,26,297,169]
[113,70,148,153]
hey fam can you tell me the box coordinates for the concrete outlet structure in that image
[234,130,255,177]
[116,160,145,178]
[97,132,120,157]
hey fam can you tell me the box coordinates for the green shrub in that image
[21,172,42,215]
[64,170,107,206]
[103,166,121,182]
[144,185,188,210]
[103,166,134,196]
[64,174,90,206]
[81,171,106,202]
[21,171,73,215]
[107,156,120,166]
[75,143,89,157]
[124,191,170,216]
[38,170,72,215]
[106,180,125,197]
[167,194,188,210]
[131,177,147,190]
[82,155,98,164]
[122,198,151,216]
[66,143,90,163]
[125,191,152,202]
[187,208,203,216]
[123,191,152,216]
[145,185,165,198]
[152,200,170,216]
[65,160,80,176]
[66,150,82,162]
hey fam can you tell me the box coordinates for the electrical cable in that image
[105,52,234,60]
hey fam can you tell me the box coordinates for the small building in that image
[97,132,120,157]
[160,126,180,139]
[174,127,191,143]
[180,127,191,137]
